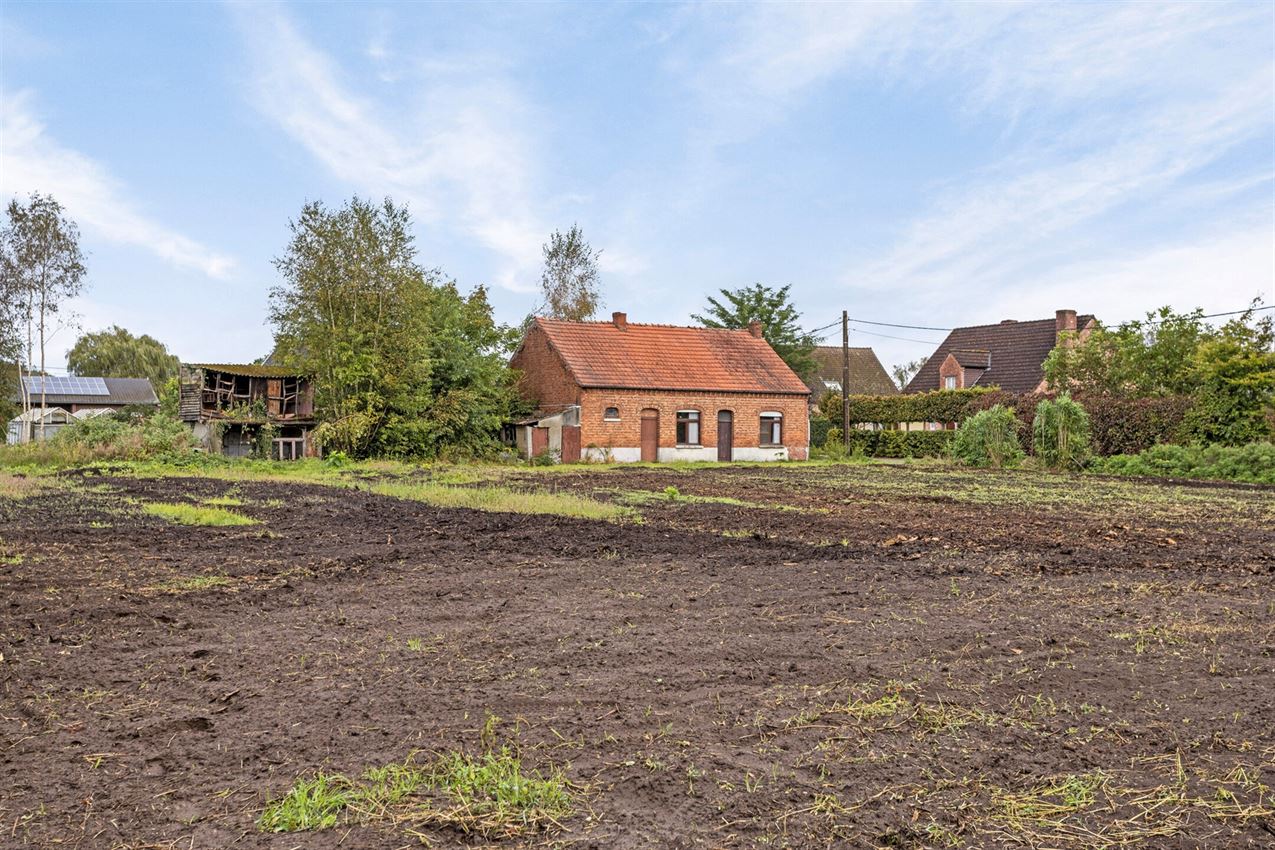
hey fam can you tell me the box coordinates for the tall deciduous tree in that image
[692,283,817,378]
[67,326,180,388]
[269,196,519,458]
[0,194,87,436]
[891,357,927,390]
[538,224,601,321]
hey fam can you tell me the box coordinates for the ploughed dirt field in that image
[2,463,1273,849]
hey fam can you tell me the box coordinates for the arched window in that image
[604,406,621,421]
[676,410,701,445]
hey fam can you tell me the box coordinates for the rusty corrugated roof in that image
[530,318,810,395]
[187,363,310,379]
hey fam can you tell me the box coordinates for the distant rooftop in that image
[13,376,158,406]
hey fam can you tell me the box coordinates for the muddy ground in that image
[1,463,1273,848]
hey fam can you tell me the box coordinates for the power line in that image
[847,317,954,331]
[807,303,1271,341]
[1139,305,1273,324]
[845,327,944,345]
[804,319,842,337]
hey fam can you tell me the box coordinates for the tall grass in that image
[143,502,259,526]
[370,480,634,521]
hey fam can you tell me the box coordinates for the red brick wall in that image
[578,388,809,458]
[510,324,581,410]
[938,354,963,390]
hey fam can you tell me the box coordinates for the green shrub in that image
[820,388,996,427]
[1076,394,1191,456]
[952,406,1024,468]
[1093,442,1275,484]
[810,417,834,448]
[821,429,953,459]
[0,412,198,467]
[1032,394,1091,470]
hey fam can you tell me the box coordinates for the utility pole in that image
[841,310,850,446]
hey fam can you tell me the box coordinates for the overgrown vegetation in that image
[1032,394,1091,471]
[0,411,197,466]
[1045,302,1274,446]
[268,196,525,460]
[1094,442,1275,485]
[951,405,1024,469]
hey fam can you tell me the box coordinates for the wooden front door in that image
[640,409,659,462]
[717,410,733,461]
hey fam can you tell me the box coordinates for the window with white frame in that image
[759,412,782,446]
[604,406,620,421]
[676,410,701,444]
[944,375,957,390]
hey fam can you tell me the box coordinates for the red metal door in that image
[717,410,733,461]
[531,426,549,458]
[640,409,658,462]
[561,425,581,463]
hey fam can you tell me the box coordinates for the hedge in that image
[1077,395,1192,456]
[810,417,834,449]
[842,429,953,458]
[818,387,996,426]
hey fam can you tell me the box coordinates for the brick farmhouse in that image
[510,313,811,462]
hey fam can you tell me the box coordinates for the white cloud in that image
[996,218,1274,324]
[688,2,1272,316]
[230,3,547,291]
[0,90,236,279]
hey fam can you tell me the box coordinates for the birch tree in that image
[0,194,87,437]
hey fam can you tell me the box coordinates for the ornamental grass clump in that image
[1032,393,1091,471]
[951,405,1024,469]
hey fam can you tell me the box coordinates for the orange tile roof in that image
[532,317,810,395]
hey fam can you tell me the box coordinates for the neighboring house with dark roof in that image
[905,310,1097,394]
[11,375,158,413]
[509,312,811,462]
[807,345,898,401]
[179,363,317,460]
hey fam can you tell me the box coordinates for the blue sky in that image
[3,1,1272,374]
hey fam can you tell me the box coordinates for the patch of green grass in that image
[259,773,352,832]
[428,747,572,833]
[257,748,571,838]
[158,574,232,592]
[143,502,258,526]
[618,488,798,510]
[200,494,244,507]
[372,480,634,522]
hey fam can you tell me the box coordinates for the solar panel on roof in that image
[22,376,110,396]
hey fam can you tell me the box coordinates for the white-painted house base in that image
[580,446,789,463]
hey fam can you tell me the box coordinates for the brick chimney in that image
[612,311,627,330]
[747,320,763,338]
[1055,309,1077,341]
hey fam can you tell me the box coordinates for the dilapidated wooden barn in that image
[179,364,317,459]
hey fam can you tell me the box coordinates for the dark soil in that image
[1,465,1272,849]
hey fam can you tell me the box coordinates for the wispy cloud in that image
[0,90,236,278]
[230,4,547,291]
[688,2,1272,316]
